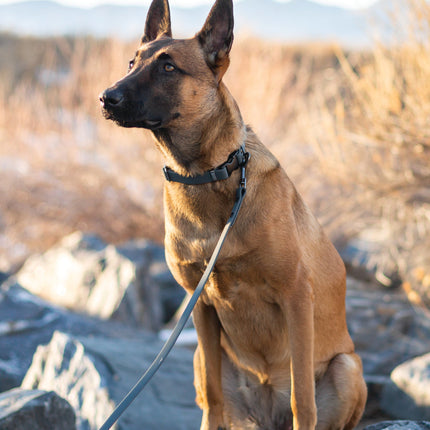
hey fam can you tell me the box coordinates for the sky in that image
[0,0,379,9]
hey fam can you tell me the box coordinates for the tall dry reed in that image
[301,0,430,304]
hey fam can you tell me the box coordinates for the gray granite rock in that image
[346,278,430,378]
[2,234,430,429]
[380,353,430,420]
[0,388,75,430]
[15,232,184,330]
[22,331,200,430]
[0,280,200,430]
[346,278,430,422]
[0,282,158,392]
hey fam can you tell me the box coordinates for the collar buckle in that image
[163,166,172,182]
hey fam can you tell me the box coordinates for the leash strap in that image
[99,146,249,430]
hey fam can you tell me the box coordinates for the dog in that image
[99,0,367,428]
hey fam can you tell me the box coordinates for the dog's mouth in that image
[101,103,181,131]
[99,85,183,131]
[101,105,163,130]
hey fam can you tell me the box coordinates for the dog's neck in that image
[152,82,246,177]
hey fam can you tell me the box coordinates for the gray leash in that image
[99,147,249,430]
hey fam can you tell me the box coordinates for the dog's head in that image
[100,0,234,131]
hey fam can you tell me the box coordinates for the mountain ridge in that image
[0,0,382,46]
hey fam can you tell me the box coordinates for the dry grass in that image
[1,0,430,305]
[0,33,342,271]
[0,35,165,269]
[299,0,430,304]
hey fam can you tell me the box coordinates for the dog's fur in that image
[100,0,367,428]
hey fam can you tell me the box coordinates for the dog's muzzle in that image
[99,88,124,109]
[99,88,157,128]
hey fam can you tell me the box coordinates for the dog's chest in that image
[205,271,291,367]
[165,212,291,362]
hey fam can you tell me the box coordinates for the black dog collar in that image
[163,144,250,185]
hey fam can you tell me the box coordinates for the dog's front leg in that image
[193,300,226,430]
[286,268,317,430]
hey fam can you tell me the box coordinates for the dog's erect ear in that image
[197,0,234,81]
[142,0,172,43]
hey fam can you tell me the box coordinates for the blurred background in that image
[0,0,429,308]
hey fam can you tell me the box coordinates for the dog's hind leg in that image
[315,353,367,430]
[221,353,293,430]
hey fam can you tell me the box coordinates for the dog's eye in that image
[128,59,135,72]
[164,63,175,72]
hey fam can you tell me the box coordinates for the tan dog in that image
[100,0,367,428]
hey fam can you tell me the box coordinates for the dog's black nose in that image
[99,88,124,107]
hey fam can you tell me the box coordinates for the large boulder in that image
[22,332,114,429]
[22,330,201,430]
[380,353,430,420]
[346,278,430,377]
[0,280,201,430]
[0,388,75,430]
[15,232,184,330]
[345,278,430,422]
[0,282,159,392]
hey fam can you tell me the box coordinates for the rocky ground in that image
[0,232,429,429]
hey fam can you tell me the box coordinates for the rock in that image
[3,233,430,429]
[345,278,430,421]
[0,280,201,429]
[338,236,401,288]
[21,331,114,429]
[0,283,64,391]
[22,330,201,430]
[346,278,430,378]
[380,353,430,420]
[15,232,185,330]
[0,388,75,430]
[117,238,185,325]
[363,421,430,430]
[0,282,158,392]
[0,272,8,286]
